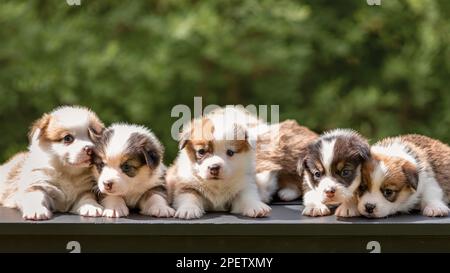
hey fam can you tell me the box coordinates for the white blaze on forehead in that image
[320,139,336,174]
[50,106,94,129]
[105,123,153,158]
[370,160,388,190]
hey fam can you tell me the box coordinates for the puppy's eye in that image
[313,171,321,179]
[121,163,133,174]
[341,169,353,178]
[226,149,235,157]
[197,149,206,157]
[63,134,74,144]
[383,189,394,197]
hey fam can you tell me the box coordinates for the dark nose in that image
[208,164,221,176]
[365,203,376,214]
[84,146,93,156]
[103,181,114,191]
[325,187,336,198]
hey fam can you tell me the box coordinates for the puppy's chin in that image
[64,156,92,168]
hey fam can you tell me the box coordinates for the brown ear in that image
[28,114,51,142]
[402,161,419,190]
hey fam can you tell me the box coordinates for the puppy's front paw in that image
[77,203,103,217]
[335,203,360,218]
[102,204,129,218]
[302,204,331,217]
[22,206,52,221]
[240,202,272,218]
[422,203,450,217]
[141,204,175,218]
[175,205,204,219]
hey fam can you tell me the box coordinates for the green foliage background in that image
[0,0,449,164]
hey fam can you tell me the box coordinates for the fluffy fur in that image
[256,120,318,203]
[92,123,174,218]
[357,134,450,218]
[167,108,271,219]
[298,129,370,217]
[0,106,105,220]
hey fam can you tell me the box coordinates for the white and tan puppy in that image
[92,123,174,218]
[167,108,271,219]
[357,134,450,218]
[298,129,370,217]
[0,106,105,220]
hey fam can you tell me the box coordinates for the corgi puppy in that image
[167,108,271,219]
[256,120,318,203]
[358,134,450,218]
[298,129,370,217]
[92,123,174,218]
[0,106,105,220]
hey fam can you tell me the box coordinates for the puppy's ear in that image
[178,130,191,150]
[28,113,51,142]
[142,148,161,169]
[402,161,419,190]
[297,157,307,176]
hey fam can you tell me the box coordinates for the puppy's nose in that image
[208,164,221,176]
[365,203,376,214]
[325,187,336,198]
[103,181,114,191]
[84,146,93,156]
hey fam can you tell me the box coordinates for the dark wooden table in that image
[1,202,449,253]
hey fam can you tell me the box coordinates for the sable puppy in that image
[167,109,271,219]
[92,123,174,218]
[256,120,318,203]
[0,106,105,220]
[357,134,450,218]
[298,129,370,217]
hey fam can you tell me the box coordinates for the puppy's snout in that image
[103,180,114,191]
[208,164,221,177]
[325,187,336,198]
[365,203,376,214]
[84,146,94,156]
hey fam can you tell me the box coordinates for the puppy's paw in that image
[422,203,450,217]
[102,203,129,218]
[302,204,331,217]
[335,203,360,218]
[240,202,272,218]
[174,205,204,219]
[141,204,175,218]
[22,206,52,221]
[77,203,103,217]
[278,188,300,202]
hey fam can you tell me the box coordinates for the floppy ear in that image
[178,129,191,150]
[297,157,307,176]
[28,113,51,142]
[402,161,419,190]
[142,148,161,169]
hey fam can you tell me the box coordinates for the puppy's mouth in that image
[68,158,92,167]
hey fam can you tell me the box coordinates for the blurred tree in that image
[0,0,449,163]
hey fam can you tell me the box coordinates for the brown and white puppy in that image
[357,134,450,218]
[167,109,271,219]
[256,120,318,203]
[0,106,105,220]
[298,129,370,217]
[92,123,174,218]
